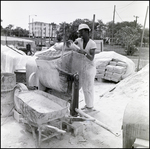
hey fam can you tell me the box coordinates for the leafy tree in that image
[69,19,85,41]
[95,19,106,39]
[5,24,14,36]
[143,28,149,46]
[114,26,140,55]
[1,19,3,29]
[57,22,71,41]
[115,26,140,46]
[57,18,102,41]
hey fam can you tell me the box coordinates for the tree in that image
[95,19,106,39]
[105,21,143,41]
[1,19,3,29]
[105,21,113,38]
[143,28,149,47]
[57,22,71,41]
[114,26,140,55]
[69,19,85,41]
[6,24,14,36]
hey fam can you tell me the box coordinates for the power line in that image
[117,1,135,10]
[115,10,123,22]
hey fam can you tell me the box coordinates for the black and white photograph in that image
[1,1,149,148]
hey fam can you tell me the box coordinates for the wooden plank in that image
[75,108,120,137]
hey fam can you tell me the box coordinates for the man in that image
[74,23,97,112]
[26,43,32,55]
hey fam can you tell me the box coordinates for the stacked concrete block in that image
[96,58,127,83]
[95,59,110,81]
[103,59,127,82]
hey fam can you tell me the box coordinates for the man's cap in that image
[78,24,91,32]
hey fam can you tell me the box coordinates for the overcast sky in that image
[1,1,149,30]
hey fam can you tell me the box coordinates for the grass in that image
[103,44,149,70]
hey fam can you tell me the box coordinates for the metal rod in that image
[75,108,120,137]
[137,6,149,71]
[61,22,66,60]
[92,14,95,39]
[70,73,79,116]
[112,5,116,46]
[29,15,30,38]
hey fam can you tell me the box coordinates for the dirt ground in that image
[1,62,149,148]
[1,79,120,148]
[1,44,149,148]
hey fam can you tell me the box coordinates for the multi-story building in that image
[29,21,59,39]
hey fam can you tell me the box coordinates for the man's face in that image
[78,29,85,38]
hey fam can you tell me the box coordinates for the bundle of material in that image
[35,48,90,92]
[95,58,111,80]
[103,58,127,82]
[35,51,73,92]
[1,45,32,73]
[35,50,62,60]
[95,51,135,82]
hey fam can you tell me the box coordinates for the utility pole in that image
[45,27,46,39]
[112,5,116,45]
[51,26,53,41]
[32,18,33,38]
[41,23,42,46]
[49,24,50,46]
[6,28,8,45]
[29,15,30,38]
[92,14,95,39]
[29,14,37,38]
[61,22,66,61]
[137,6,149,71]
[133,15,139,28]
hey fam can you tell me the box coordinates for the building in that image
[29,21,59,39]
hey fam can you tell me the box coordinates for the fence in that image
[94,40,103,54]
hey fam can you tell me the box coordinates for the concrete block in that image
[62,121,83,137]
[133,138,149,148]
[109,61,117,66]
[105,73,112,78]
[113,66,126,74]
[103,75,111,81]
[13,109,23,123]
[95,74,104,82]
[112,72,122,79]
[117,61,127,68]
[96,68,105,74]
[96,59,110,67]
[71,122,83,136]
[106,65,115,72]
[111,77,120,83]
[105,70,113,75]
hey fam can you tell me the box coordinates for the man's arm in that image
[77,48,95,61]
[87,48,95,61]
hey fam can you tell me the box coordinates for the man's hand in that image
[66,40,72,48]
[77,49,86,55]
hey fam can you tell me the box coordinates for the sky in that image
[1,1,149,30]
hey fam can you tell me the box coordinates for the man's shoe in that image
[81,105,87,110]
[82,107,96,113]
